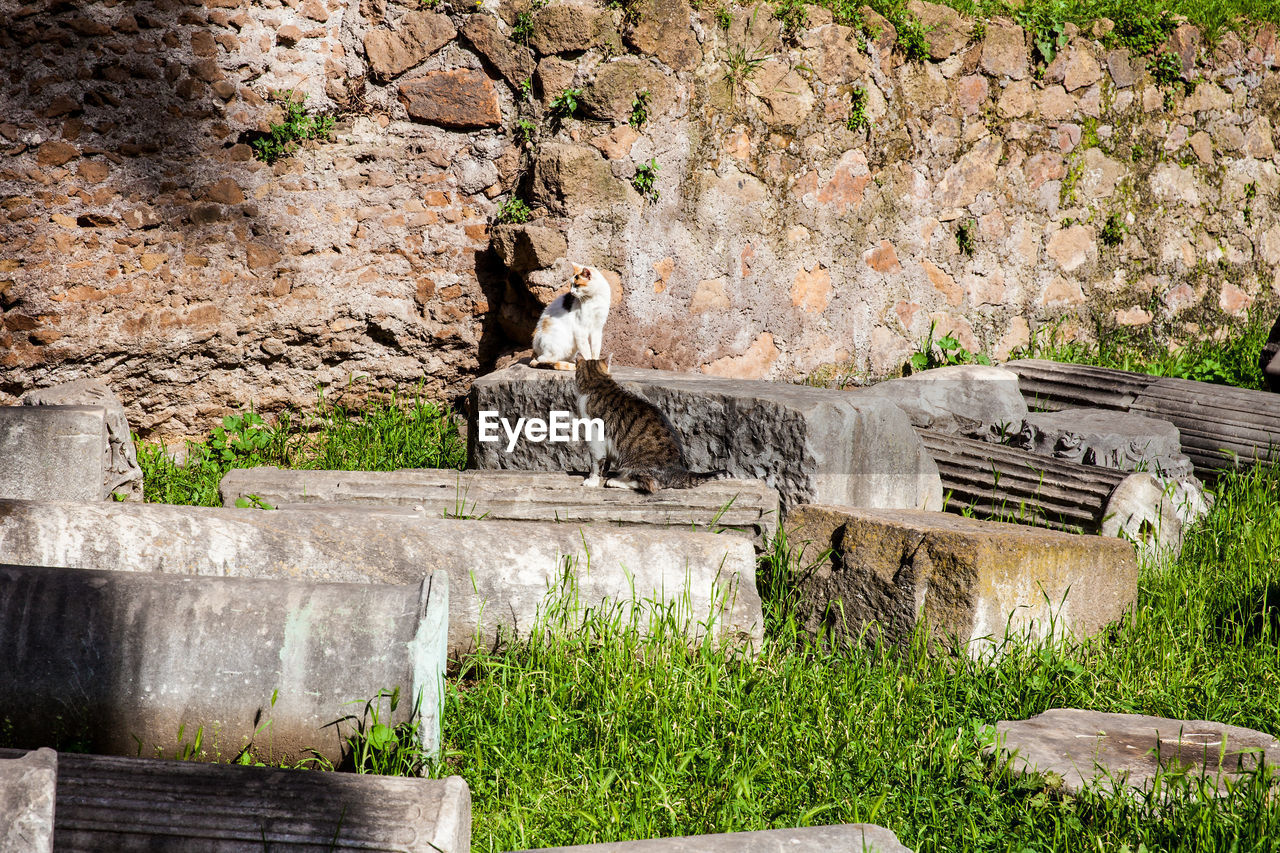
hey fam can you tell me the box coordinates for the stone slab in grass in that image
[0,563,447,765]
[988,708,1280,798]
[0,748,471,853]
[784,506,1139,655]
[467,363,942,514]
[219,467,780,547]
[0,500,762,661]
[507,823,913,853]
[0,748,56,853]
[0,405,105,502]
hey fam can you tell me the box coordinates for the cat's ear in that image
[580,266,592,280]
[571,262,583,276]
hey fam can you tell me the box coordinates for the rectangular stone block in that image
[0,564,447,766]
[0,748,470,853]
[0,748,56,853]
[0,500,762,661]
[507,823,912,853]
[468,363,942,513]
[784,505,1138,656]
[0,405,106,502]
[219,467,780,546]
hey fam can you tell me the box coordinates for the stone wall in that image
[1,0,1278,438]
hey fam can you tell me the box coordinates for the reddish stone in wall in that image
[399,71,502,129]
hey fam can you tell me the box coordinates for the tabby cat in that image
[575,356,730,493]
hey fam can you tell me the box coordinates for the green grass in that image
[440,462,1280,852]
[816,0,1279,54]
[139,389,465,506]
[1015,312,1275,390]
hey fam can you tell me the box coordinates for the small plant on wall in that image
[495,197,532,224]
[846,85,871,133]
[632,158,660,203]
[1100,212,1126,247]
[251,90,334,164]
[629,89,651,130]
[955,219,976,256]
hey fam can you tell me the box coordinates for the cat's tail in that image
[669,469,733,489]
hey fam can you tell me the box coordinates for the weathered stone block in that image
[979,18,1029,79]
[20,379,143,501]
[529,142,628,215]
[0,501,762,660]
[0,748,55,853]
[1013,408,1194,481]
[219,467,780,546]
[399,70,502,129]
[510,823,913,853]
[467,363,942,513]
[0,748,470,853]
[364,10,456,78]
[581,56,669,122]
[784,505,1138,654]
[989,708,1280,798]
[460,13,535,87]
[907,0,972,59]
[0,563,447,765]
[623,0,700,70]
[0,405,106,502]
[529,0,617,55]
[858,365,1028,440]
[491,222,568,273]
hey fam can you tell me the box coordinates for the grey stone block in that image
[785,505,1138,656]
[219,467,780,547]
[468,363,942,514]
[507,824,912,853]
[988,708,1280,799]
[0,748,470,853]
[20,378,144,501]
[0,500,762,660]
[0,748,56,853]
[858,365,1028,439]
[0,564,447,765]
[1013,408,1194,481]
[0,405,106,502]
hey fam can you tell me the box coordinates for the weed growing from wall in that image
[250,91,333,165]
[549,88,583,120]
[1100,212,1126,247]
[629,89,651,129]
[512,11,534,44]
[773,0,809,39]
[955,218,976,256]
[892,8,930,61]
[495,197,532,224]
[908,321,992,373]
[633,158,660,203]
[846,85,871,133]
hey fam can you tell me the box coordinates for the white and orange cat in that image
[529,263,610,370]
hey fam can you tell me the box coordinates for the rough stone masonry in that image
[1,0,1279,438]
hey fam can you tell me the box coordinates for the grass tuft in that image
[139,388,465,506]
